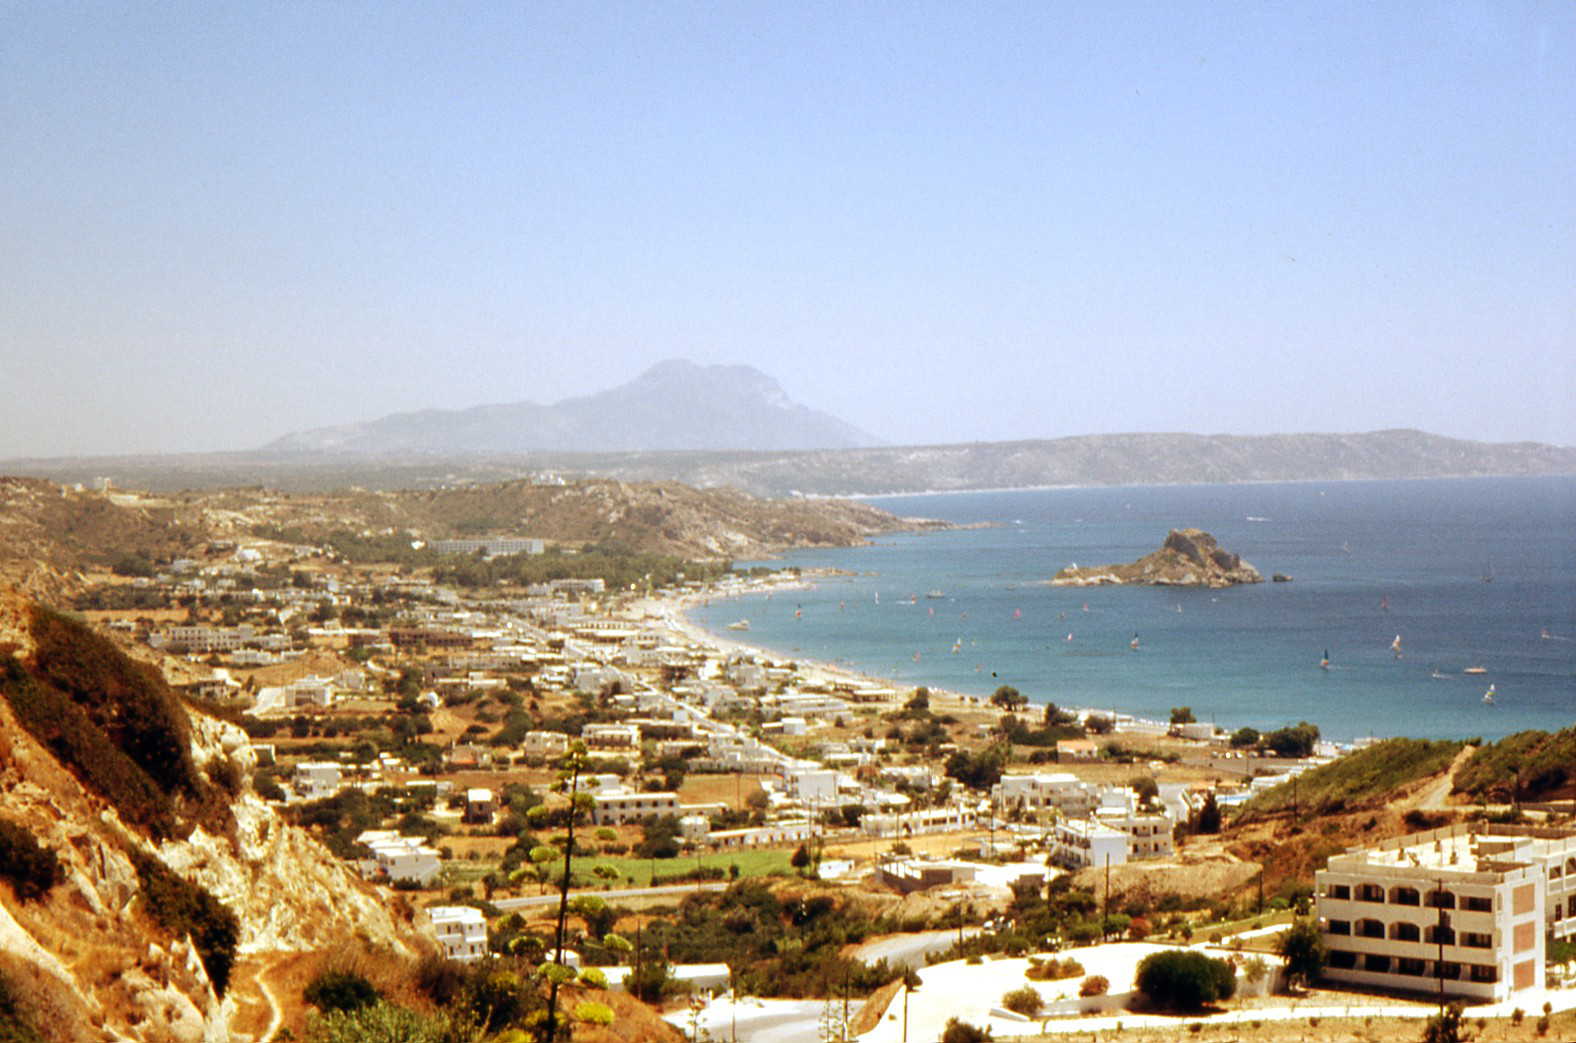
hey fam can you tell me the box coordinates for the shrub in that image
[572,1001,615,1025]
[0,973,43,1043]
[1079,975,1109,997]
[1511,1007,1524,1025]
[131,850,240,996]
[1001,985,1043,1017]
[0,819,61,901]
[578,967,607,989]
[304,1000,454,1043]
[303,969,379,1013]
[940,1018,992,1043]
[1135,950,1236,1011]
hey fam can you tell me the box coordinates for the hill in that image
[264,358,881,454]
[0,585,417,1042]
[9,427,1572,496]
[1237,739,1465,820]
[1451,727,1576,803]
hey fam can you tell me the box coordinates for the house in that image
[876,858,979,894]
[283,675,335,709]
[1316,824,1576,1002]
[428,906,488,962]
[357,831,442,886]
[592,791,679,826]
[523,730,571,760]
[783,767,839,805]
[581,723,640,750]
[1051,818,1130,869]
[464,788,496,825]
[993,773,1099,817]
[1056,738,1100,761]
[294,762,343,801]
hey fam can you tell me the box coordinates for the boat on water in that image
[1483,685,1496,705]
[1463,666,1487,675]
[925,590,945,599]
[1129,633,1140,651]
[726,619,750,631]
[1390,634,1403,658]
[1320,649,1331,670]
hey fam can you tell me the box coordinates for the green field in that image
[443,847,797,891]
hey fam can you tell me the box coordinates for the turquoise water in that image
[688,476,1576,742]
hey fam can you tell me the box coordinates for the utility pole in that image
[1435,876,1449,1011]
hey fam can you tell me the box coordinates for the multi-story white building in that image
[522,730,571,760]
[591,791,679,825]
[1051,818,1131,869]
[293,761,343,801]
[581,723,641,750]
[993,773,1099,817]
[357,831,442,887]
[1316,824,1576,1002]
[428,906,488,961]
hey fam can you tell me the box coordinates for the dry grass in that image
[1014,1006,1576,1042]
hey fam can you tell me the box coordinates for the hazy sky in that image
[3,3,1573,457]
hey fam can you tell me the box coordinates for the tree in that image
[1194,792,1222,834]
[1264,721,1320,758]
[1277,918,1327,989]
[944,747,1006,791]
[940,1018,992,1043]
[1230,726,1260,749]
[905,687,931,714]
[790,843,813,875]
[1001,985,1043,1017]
[1130,776,1159,805]
[1134,950,1236,1011]
[1421,1002,1469,1043]
[1084,714,1115,735]
[543,743,591,1043]
[990,686,1027,712]
[1170,706,1196,725]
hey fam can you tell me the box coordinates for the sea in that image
[687,476,1576,743]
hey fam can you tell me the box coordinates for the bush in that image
[0,973,43,1043]
[1079,975,1109,997]
[1001,984,1043,1017]
[304,1000,455,1043]
[303,969,379,1013]
[572,1001,615,1025]
[1025,956,1084,981]
[131,850,240,996]
[0,819,61,901]
[1135,950,1236,1011]
[578,967,607,989]
[940,1018,992,1043]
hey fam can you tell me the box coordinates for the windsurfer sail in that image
[1129,633,1140,651]
[1391,634,1403,658]
[1320,649,1330,670]
[1483,684,1496,705]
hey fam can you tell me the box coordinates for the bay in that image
[687,476,1576,742]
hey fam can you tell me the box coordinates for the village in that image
[72,523,1576,1042]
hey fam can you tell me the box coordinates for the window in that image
[1358,919,1385,939]
[1469,964,1497,983]
[1328,950,1357,970]
[1426,925,1455,945]
[1327,919,1351,935]
[1464,896,1493,913]
[1437,961,1461,980]
[1462,932,1493,949]
[1391,886,1421,906]
[1363,954,1391,973]
[1330,883,1351,900]
[1427,890,1456,909]
[1390,922,1421,942]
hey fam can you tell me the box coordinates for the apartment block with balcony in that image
[1315,824,1576,1002]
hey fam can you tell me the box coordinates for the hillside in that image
[1451,726,1576,803]
[0,587,418,1042]
[1051,529,1262,588]
[264,359,880,454]
[10,427,1573,496]
[1237,739,1465,820]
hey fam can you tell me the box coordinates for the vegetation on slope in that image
[1239,738,1464,819]
[0,819,61,902]
[131,849,240,996]
[0,608,209,839]
[1452,727,1576,803]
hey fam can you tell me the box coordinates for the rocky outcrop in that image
[1051,529,1263,589]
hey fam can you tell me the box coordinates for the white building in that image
[592,791,679,825]
[784,767,839,805]
[582,723,641,750]
[1316,824,1576,1002]
[428,906,488,962]
[357,831,442,887]
[993,773,1099,817]
[1051,818,1131,869]
[294,761,343,801]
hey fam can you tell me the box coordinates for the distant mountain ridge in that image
[264,358,880,454]
[6,429,1575,497]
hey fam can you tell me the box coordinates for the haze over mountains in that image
[265,358,881,454]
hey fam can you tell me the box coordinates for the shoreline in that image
[630,569,1381,754]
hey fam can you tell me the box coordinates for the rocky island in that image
[1051,528,1263,588]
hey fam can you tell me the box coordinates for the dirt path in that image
[256,956,285,1043]
[1396,744,1476,813]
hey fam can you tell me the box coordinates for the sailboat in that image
[727,619,751,631]
[1129,633,1140,651]
[1390,634,1403,658]
[1320,649,1330,670]
[1482,685,1496,705]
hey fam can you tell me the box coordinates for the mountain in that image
[264,359,880,454]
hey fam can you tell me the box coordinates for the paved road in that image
[671,998,826,1043]
[849,927,982,970]
[493,880,729,910]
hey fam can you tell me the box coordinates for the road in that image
[493,880,729,910]
[670,998,826,1043]
[849,927,983,970]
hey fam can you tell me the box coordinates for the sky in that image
[2,2,1573,458]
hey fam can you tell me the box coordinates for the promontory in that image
[1051,529,1264,588]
